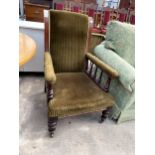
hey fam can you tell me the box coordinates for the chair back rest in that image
[101,7,114,26]
[118,12,127,22]
[69,1,84,13]
[130,15,135,24]
[103,10,111,25]
[49,10,89,73]
[128,11,135,25]
[54,3,64,10]
[87,8,95,17]
[71,6,81,12]
[116,9,128,22]
[85,3,97,17]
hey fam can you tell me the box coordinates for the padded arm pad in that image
[85,52,119,78]
[44,52,56,84]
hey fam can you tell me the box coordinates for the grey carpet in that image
[19,75,135,155]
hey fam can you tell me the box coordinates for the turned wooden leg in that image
[103,76,112,92]
[47,83,53,103]
[48,116,58,138]
[99,107,111,123]
[44,81,46,93]
[112,117,118,122]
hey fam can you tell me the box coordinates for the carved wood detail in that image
[48,116,58,137]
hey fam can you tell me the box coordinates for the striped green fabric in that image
[49,10,88,73]
[48,73,114,117]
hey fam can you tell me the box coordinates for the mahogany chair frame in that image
[44,10,117,137]
[84,2,98,16]
[53,0,65,10]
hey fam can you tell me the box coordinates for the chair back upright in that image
[100,7,113,27]
[49,10,89,73]
[128,10,135,25]
[85,3,97,17]
[116,9,128,22]
[53,0,64,10]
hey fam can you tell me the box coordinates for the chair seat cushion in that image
[48,72,114,117]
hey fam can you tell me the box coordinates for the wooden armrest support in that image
[85,52,119,78]
[44,52,56,84]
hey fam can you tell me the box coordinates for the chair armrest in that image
[44,52,56,84]
[94,44,135,92]
[85,52,119,78]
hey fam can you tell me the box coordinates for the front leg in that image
[99,107,111,123]
[47,82,53,103]
[48,116,58,138]
[44,80,46,93]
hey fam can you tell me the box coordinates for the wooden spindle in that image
[103,76,111,92]
[98,70,103,84]
[89,62,93,75]
[93,66,98,80]
[84,56,88,72]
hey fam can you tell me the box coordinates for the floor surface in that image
[19,75,135,155]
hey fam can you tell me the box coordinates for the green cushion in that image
[104,21,135,67]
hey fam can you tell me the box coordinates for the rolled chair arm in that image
[85,52,119,78]
[44,52,56,84]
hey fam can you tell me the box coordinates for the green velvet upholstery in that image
[49,10,88,73]
[45,10,115,121]
[44,52,56,84]
[48,73,114,117]
[93,21,135,123]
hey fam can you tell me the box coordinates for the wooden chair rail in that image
[84,57,112,92]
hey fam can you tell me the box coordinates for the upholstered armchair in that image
[93,21,135,123]
[44,10,119,137]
